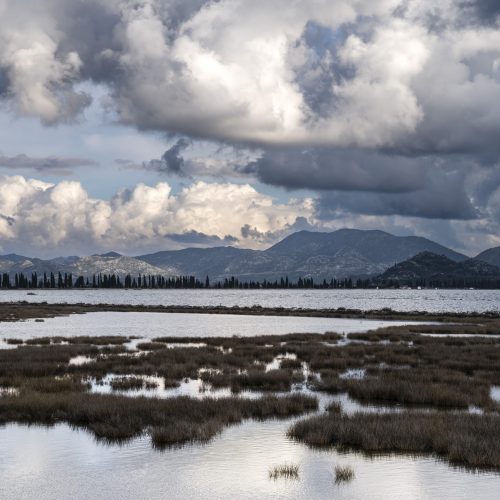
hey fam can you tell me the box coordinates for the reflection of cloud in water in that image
[1,419,500,499]
[0,312,430,342]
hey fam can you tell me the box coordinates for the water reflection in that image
[1,418,499,500]
[0,312,429,343]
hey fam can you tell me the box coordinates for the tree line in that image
[0,272,368,290]
[1,271,498,290]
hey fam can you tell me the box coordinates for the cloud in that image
[245,148,429,192]
[460,0,500,26]
[0,0,496,155]
[240,215,317,246]
[0,0,499,253]
[105,0,429,148]
[145,138,192,176]
[143,139,260,179]
[317,173,479,220]
[0,174,314,256]
[0,0,92,123]
[0,154,98,174]
[167,230,238,246]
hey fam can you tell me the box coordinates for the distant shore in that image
[1,301,499,323]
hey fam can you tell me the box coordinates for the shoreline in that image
[0,301,499,323]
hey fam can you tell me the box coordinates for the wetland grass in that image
[268,464,299,480]
[109,376,159,391]
[0,392,318,446]
[288,412,500,470]
[334,465,355,483]
[136,342,167,351]
[5,338,23,345]
[2,314,500,463]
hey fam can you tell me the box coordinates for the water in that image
[491,386,500,403]
[0,288,498,313]
[0,312,428,343]
[1,291,499,499]
[1,420,499,500]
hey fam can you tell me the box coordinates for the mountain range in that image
[1,229,499,282]
[137,229,468,281]
[0,229,500,281]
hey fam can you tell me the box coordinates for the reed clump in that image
[334,465,354,483]
[110,376,159,391]
[136,342,167,351]
[268,464,299,480]
[288,412,500,470]
[5,338,23,345]
[0,392,318,447]
[231,369,304,393]
[279,358,302,370]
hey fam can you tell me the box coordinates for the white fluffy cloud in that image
[0,0,498,151]
[0,175,314,255]
[0,1,90,123]
[1,173,499,256]
[111,0,426,146]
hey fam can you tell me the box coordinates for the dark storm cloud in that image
[245,148,428,193]
[317,169,479,221]
[0,214,15,226]
[0,154,98,174]
[56,1,209,83]
[293,22,355,119]
[167,230,238,246]
[156,0,211,40]
[145,138,192,176]
[460,0,500,25]
[55,1,123,83]
[0,68,10,97]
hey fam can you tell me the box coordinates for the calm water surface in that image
[1,420,499,500]
[0,288,498,313]
[0,312,428,344]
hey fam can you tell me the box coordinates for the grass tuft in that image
[334,465,354,483]
[268,464,299,480]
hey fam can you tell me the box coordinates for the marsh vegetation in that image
[1,311,500,469]
[334,465,355,483]
[268,464,300,480]
[289,411,500,469]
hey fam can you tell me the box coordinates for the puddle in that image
[339,369,366,380]
[490,386,500,403]
[69,356,94,366]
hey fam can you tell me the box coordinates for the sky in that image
[0,0,499,258]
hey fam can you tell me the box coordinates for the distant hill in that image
[137,229,468,281]
[379,252,500,288]
[475,247,500,268]
[0,253,165,278]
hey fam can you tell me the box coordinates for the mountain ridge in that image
[379,251,500,288]
[475,247,500,268]
[1,229,492,281]
[136,229,468,281]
